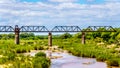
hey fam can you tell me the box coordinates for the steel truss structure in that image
[0,25,116,32]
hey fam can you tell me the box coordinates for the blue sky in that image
[79,0,105,4]
[0,0,120,29]
[20,0,105,4]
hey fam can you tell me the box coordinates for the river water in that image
[49,52,107,68]
[28,50,107,68]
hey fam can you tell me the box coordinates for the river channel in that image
[50,52,107,68]
[28,50,107,68]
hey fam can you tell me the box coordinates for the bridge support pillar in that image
[15,25,20,45]
[48,32,52,58]
[48,32,52,47]
[82,32,85,44]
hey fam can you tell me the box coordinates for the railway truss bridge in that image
[0,25,116,46]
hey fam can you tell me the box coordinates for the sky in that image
[0,0,120,29]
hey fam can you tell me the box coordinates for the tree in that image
[60,33,72,39]
[20,32,35,39]
[35,35,48,39]
[8,33,14,39]
[1,34,8,40]
[92,32,101,39]
[116,33,120,40]
[73,32,82,38]
[101,32,111,42]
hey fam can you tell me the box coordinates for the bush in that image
[35,52,46,57]
[33,57,50,68]
[16,48,27,53]
[96,55,107,61]
[34,45,44,50]
[0,57,7,64]
[7,52,16,61]
[106,58,120,66]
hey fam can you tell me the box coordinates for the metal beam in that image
[20,26,49,32]
[0,26,14,32]
[51,26,81,32]
[83,26,116,32]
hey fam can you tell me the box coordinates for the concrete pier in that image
[15,25,20,44]
[82,32,85,44]
[48,32,52,47]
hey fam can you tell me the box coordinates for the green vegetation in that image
[0,40,50,68]
[52,28,120,67]
[0,27,120,67]
[58,42,120,67]
[35,52,46,57]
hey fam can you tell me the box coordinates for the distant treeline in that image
[0,28,120,44]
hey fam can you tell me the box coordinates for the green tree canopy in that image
[60,33,72,39]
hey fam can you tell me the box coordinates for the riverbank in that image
[0,39,119,68]
[23,48,107,68]
[19,45,120,68]
[57,43,120,67]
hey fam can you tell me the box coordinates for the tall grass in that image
[54,38,120,67]
[0,40,50,68]
[0,38,119,67]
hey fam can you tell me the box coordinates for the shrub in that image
[106,58,120,66]
[0,57,7,64]
[33,45,44,50]
[96,55,107,62]
[7,52,16,61]
[33,57,50,68]
[35,52,46,57]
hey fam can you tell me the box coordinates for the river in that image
[49,52,107,68]
[28,50,107,68]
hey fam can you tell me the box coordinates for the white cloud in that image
[55,3,88,9]
[0,0,16,3]
[0,0,120,27]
